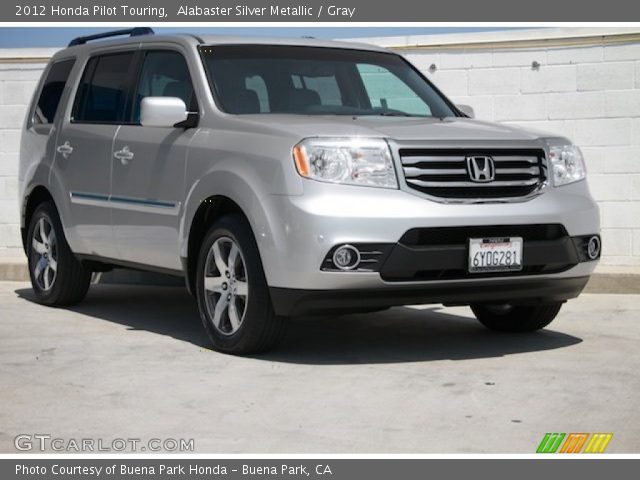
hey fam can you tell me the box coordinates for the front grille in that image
[399,148,547,200]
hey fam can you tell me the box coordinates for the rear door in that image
[111,48,198,271]
[55,50,137,257]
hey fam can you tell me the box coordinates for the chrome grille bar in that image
[399,148,546,200]
[404,167,468,177]
[407,178,540,188]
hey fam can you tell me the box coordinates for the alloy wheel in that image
[31,217,57,291]
[203,236,249,335]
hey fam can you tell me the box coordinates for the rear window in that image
[33,59,75,125]
[72,52,136,123]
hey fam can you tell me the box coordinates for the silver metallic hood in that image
[228,114,555,143]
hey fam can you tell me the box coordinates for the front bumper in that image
[256,179,600,292]
[339,227,598,282]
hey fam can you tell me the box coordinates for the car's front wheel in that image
[470,302,563,332]
[195,215,286,354]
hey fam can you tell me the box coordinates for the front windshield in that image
[200,45,457,117]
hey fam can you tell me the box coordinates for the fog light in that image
[332,245,361,270]
[587,236,601,260]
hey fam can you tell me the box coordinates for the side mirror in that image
[456,104,475,119]
[140,97,189,127]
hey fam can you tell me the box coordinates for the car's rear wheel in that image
[470,302,563,332]
[195,215,286,354]
[27,201,91,306]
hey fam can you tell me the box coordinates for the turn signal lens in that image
[293,144,309,177]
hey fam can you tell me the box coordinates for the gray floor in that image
[1,282,638,453]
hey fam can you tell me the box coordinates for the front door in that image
[111,49,198,271]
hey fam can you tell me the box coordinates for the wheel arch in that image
[183,194,254,295]
[21,184,55,253]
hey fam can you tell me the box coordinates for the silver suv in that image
[19,28,601,354]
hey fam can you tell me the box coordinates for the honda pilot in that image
[19,28,601,354]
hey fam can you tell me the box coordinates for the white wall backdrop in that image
[0,29,639,268]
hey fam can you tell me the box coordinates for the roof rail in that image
[68,27,154,47]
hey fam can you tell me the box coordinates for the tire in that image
[195,214,286,354]
[27,201,91,306]
[470,302,563,332]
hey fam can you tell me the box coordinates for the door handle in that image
[114,146,134,165]
[56,141,74,158]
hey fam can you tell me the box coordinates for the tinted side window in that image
[133,50,196,123]
[33,59,75,125]
[73,52,136,123]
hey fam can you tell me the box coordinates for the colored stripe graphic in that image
[537,433,613,453]
[584,433,613,453]
[537,433,566,453]
[560,433,589,453]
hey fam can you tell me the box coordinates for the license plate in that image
[468,237,523,273]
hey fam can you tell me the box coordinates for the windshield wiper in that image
[377,111,413,117]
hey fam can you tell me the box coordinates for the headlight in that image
[548,144,587,187]
[293,138,398,189]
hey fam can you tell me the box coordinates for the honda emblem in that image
[466,156,495,183]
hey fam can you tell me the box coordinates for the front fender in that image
[180,169,295,286]
[179,127,306,284]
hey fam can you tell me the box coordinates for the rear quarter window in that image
[33,58,75,125]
